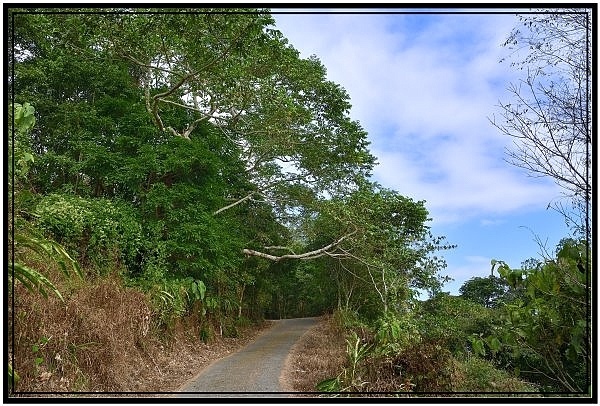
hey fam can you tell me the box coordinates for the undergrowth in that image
[314,309,539,396]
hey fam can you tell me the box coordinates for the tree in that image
[10,9,454,329]
[491,9,592,239]
[416,293,494,356]
[11,8,376,264]
[298,182,454,319]
[459,275,510,308]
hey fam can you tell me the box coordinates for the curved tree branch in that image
[242,229,357,262]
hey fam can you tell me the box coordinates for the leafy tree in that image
[9,8,462,392]
[298,183,454,320]
[459,275,510,308]
[11,8,376,268]
[10,9,455,335]
[491,9,592,239]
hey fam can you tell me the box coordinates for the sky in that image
[271,9,573,295]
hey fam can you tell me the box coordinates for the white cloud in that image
[480,218,506,227]
[442,255,493,293]
[273,12,563,225]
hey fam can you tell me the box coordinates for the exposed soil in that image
[279,314,347,396]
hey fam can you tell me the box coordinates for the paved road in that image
[177,317,318,397]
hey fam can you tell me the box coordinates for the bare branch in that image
[263,246,297,255]
[242,229,357,262]
[213,192,257,215]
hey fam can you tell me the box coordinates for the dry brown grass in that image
[280,314,347,395]
[8,259,271,397]
[10,272,152,393]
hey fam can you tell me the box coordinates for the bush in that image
[393,339,455,392]
[415,293,495,357]
[142,277,207,331]
[453,356,538,392]
[374,312,420,356]
[332,308,363,330]
[35,193,142,274]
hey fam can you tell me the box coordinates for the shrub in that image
[393,339,455,392]
[35,193,142,274]
[415,293,495,357]
[374,312,420,356]
[453,356,539,392]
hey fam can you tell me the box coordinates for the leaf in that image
[195,280,206,301]
[8,364,20,384]
[486,336,501,353]
[11,262,64,302]
[21,152,35,164]
[13,102,36,134]
[316,377,340,392]
[470,336,486,357]
[14,234,82,280]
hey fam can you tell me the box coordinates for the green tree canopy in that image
[459,275,510,308]
[11,8,377,263]
[10,8,454,326]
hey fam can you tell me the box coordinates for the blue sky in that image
[271,10,573,295]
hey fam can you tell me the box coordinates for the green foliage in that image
[9,103,83,300]
[316,376,341,393]
[459,275,510,308]
[416,293,494,357]
[488,238,590,392]
[342,331,374,390]
[13,102,36,134]
[9,103,36,185]
[454,357,538,392]
[332,308,363,330]
[12,231,82,301]
[11,12,459,380]
[262,260,338,319]
[374,312,420,355]
[35,193,143,273]
[317,330,374,393]
[8,101,84,389]
[145,277,208,329]
[307,182,454,321]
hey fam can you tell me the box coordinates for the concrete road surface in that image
[177,317,319,397]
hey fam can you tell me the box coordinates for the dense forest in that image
[7,8,592,396]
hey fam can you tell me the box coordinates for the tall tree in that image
[11,8,376,263]
[491,9,592,239]
[459,275,510,308]
[299,183,454,319]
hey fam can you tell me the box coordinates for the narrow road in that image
[177,317,318,397]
